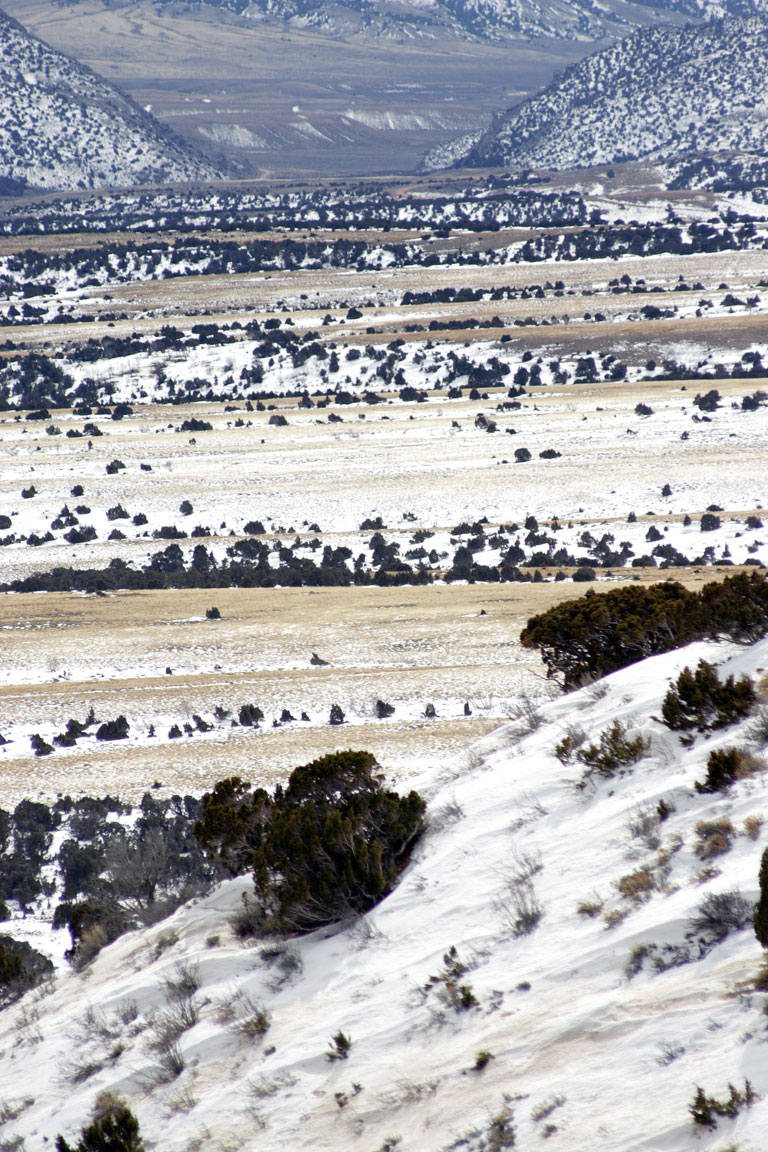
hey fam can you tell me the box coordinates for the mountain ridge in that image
[452,14,768,170]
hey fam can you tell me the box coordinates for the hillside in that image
[101,0,768,43]
[0,9,220,191]
[455,15,768,170]
[1,635,767,1150]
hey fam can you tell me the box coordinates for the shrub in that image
[56,1095,144,1152]
[693,817,735,859]
[238,703,264,727]
[375,699,395,719]
[327,1031,351,1061]
[576,721,650,779]
[95,716,129,742]
[0,935,54,1005]
[520,571,768,689]
[615,867,656,902]
[689,1080,756,1129]
[695,746,754,793]
[553,725,586,765]
[662,660,756,732]
[689,889,753,939]
[206,606,221,619]
[329,703,345,725]
[755,846,768,947]
[196,751,426,932]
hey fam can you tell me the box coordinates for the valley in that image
[0,9,767,1143]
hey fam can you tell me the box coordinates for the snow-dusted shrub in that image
[662,660,756,732]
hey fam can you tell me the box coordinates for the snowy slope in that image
[137,0,768,42]
[0,9,220,191]
[459,15,768,170]
[1,636,768,1150]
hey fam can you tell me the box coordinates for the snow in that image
[1,636,767,1150]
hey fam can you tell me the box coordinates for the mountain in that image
[1,634,767,1149]
[451,15,768,170]
[0,9,221,191]
[139,0,768,43]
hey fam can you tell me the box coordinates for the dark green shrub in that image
[695,746,748,793]
[521,571,768,689]
[56,1097,144,1151]
[95,716,129,741]
[329,703,345,725]
[755,846,768,947]
[238,703,264,727]
[689,1080,756,1129]
[326,1031,352,1062]
[662,660,756,731]
[196,751,426,933]
[0,934,54,1005]
[576,721,650,779]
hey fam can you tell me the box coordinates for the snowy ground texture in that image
[2,636,768,1151]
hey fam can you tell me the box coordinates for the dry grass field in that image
[0,570,728,807]
[0,194,765,807]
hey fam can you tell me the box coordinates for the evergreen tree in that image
[755,846,768,948]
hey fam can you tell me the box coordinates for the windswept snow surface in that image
[2,637,768,1150]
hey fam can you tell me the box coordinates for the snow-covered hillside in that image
[0,9,220,191]
[457,15,768,170]
[132,0,768,42]
[2,636,767,1150]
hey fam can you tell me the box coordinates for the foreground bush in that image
[56,1096,144,1152]
[195,750,426,933]
[520,571,768,689]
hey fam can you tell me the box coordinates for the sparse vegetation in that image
[689,1080,756,1128]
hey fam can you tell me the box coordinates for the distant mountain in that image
[451,15,768,169]
[114,0,768,42]
[0,9,221,191]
